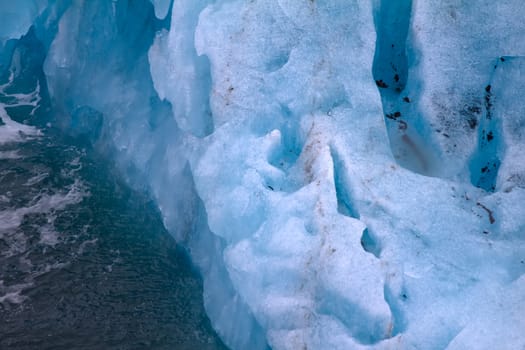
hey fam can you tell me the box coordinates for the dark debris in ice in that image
[375,80,389,88]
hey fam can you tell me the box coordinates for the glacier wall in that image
[2,1,525,349]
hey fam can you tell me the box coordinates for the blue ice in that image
[1,1,524,349]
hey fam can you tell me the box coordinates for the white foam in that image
[77,238,98,255]
[0,229,28,258]
[0,111,41,144]
[0,290,27,304]
[0,179,87,232]
[39,220,59,246]
[3,84,41,112]
[0,280,31,304]
[24,172,49,186]
[0,150,22,159]
[0,72,43,145]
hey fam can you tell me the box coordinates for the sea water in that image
[0,71,226,350]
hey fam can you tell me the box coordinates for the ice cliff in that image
[1,1,524,349]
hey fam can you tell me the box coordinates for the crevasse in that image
[1,1,524,349]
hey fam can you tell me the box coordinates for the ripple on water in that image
[0,90,226,349]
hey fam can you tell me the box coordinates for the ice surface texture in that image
[2,0,525,349]
[0,1,46,42]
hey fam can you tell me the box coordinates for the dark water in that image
[0,95,226,349]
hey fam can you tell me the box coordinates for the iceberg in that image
[1,0,524,349]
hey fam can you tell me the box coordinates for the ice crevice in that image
[468,63,501,192]
[330,146,382,259]
[469,56,525,193]
[371,0,429,176]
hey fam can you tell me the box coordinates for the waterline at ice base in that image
[1,1,524,349]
